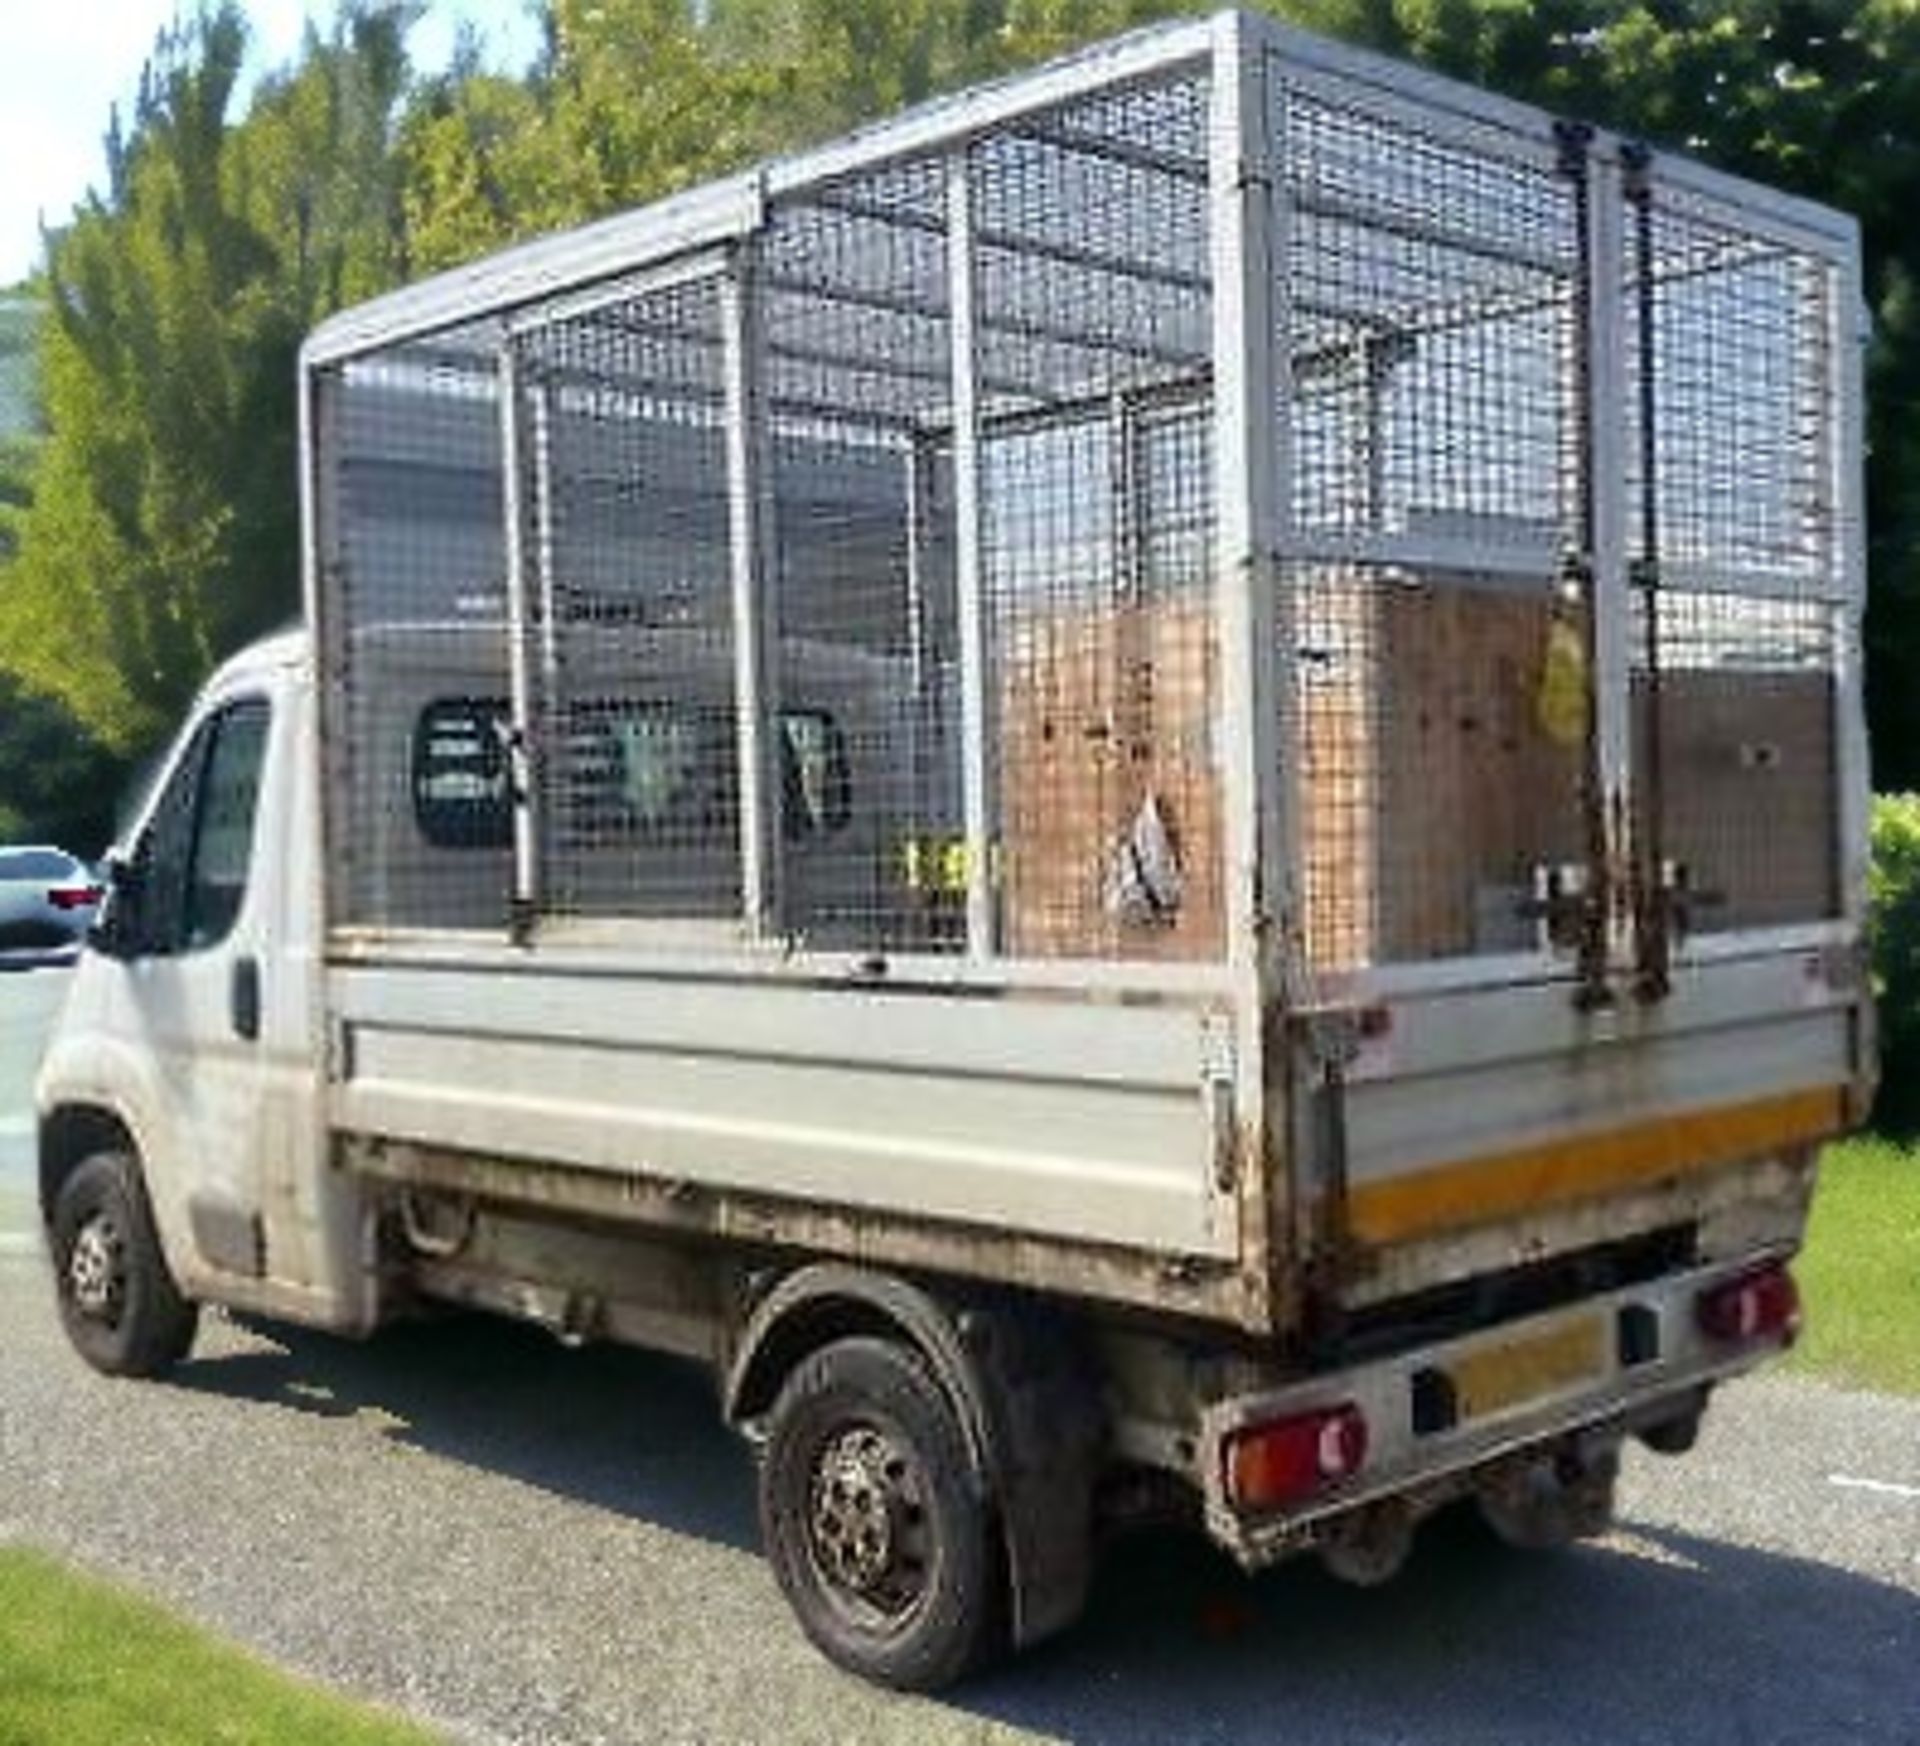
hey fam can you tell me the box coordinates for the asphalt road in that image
[1,964,1916,1744]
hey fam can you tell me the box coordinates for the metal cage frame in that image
[301,8,1868,1019]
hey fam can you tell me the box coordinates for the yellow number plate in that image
[1449,1313,1607,1421]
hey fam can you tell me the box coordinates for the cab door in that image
[107,691,285,1289]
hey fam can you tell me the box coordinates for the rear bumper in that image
[1199,1252,1792,1569]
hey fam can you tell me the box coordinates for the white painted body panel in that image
[329,957,1235,1256]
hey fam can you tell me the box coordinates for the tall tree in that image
[1,7,285,747]
[233,3,416,322]
[400,54,542,275]
[709,0,1013,141]
[0,672,126,853]
[0,3,415,754]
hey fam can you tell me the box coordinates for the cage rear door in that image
[1254,28,1864,1306]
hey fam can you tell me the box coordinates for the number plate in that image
[1449,1313,1607,1421]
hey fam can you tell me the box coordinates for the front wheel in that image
[758,1336,999,1690]
[49,1150,199,1378]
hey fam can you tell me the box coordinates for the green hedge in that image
[1870,794,1920,1135]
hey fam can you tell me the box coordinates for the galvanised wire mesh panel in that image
[762,156,967,952]
[322,321,516,931]
[985,407,1116,955]
[974,72,1221,960]
[973,73,1213,412]
[1630,591,1837,932]
[1627,196,1836,594]
[984,396,1223,962]
[759,60,1222,961]
[770,411,963,952]
[1293,562,1585,968]
[765,157,953,431]
[1271,69,1587,972]
[1279,81,1580,553]
[513,277,740,920]
[1626,188,1842,935]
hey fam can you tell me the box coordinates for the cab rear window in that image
[412,699,850,848]
[412,699,512,848]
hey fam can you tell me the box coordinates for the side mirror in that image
[88,855,148,961]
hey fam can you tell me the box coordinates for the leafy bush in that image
[0,672,127,855]
[1869,794,1920,1134]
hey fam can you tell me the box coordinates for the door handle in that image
[230,955,261,1041]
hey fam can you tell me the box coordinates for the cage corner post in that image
[1209,10,1289,995]
[723,245,784,943]
[498,336,545,943]
[946,144,997,962]
[302,357,347,941]
[1210,10,1290,1326]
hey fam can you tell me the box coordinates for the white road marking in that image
[1827,1472,1920,1502]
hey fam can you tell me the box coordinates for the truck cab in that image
[36,632,372,1349]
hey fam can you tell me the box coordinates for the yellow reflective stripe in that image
[1346,1085,1846,1247]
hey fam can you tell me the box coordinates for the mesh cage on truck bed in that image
[304,11,1868,1321]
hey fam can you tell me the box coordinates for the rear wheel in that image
[758,1335,998,1690]
[49,1150,198,1378]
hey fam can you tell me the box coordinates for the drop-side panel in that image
[326,963,1236,1257]
[1329,955,1854,1289]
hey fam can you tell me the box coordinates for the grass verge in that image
[0,1545,438,1745]
[1789,1136,1920,1396]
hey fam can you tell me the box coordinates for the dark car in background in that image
[0,847,101,964]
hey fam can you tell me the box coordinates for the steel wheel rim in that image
[804,1420,934,1630]
[66,1210,126,1326]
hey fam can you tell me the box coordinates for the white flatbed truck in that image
[36,11,1871,1689]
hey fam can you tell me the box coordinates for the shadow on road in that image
[176,1311,759,1554]
[172,1312,1920,1744]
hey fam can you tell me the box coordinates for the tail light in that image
[1696,1261,1800,1346]
[1224,1403,1369,1512]
[48,885,103,911]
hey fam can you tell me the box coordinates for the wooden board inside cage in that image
[1300,580,1585,969]
[1635,669,1837,931]
[996,598,1223,960]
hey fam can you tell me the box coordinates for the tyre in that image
[758,1335,998,1690]
[49,1149,199,1378]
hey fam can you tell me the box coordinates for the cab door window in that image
[183,700,270,949]
[136,720,211,953]
[133,698,270,956]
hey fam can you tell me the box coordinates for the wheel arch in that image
[38,1103,139,1227]
[724,1265,993,1462]
[724,1262,1106,1650]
